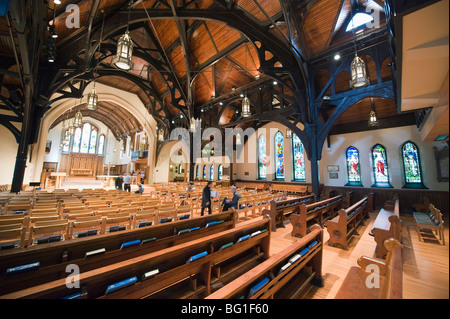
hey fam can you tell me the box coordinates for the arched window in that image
[72,127,82,153]
[345,146,362,186]
[401,141,427,189]
[80,123,92,153]
[97,135,105,156]
[218,165,223,181]
[258,134,267,180]
[196,165,199,180]
[274,131,285,180]
[62,131,71,153]
[210,165,215,180]
[65,123,100,154]
[203,165,207,180]
[371,144,392,187]
[88,129,98,154]
[292,134,306,182]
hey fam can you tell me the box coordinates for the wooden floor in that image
[267,210,449,299]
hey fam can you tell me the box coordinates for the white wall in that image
[0,125,18,185]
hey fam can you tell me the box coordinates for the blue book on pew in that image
[105,276,138,295]
[186,251,208,264]
[190,226,200,232]
[120,240,141,249]
[206,220,224,227]
[308,241,318,249]
[61,292,83,299]
[247,277,270,298]
[6,262,40,276]
[299,247,310,256]
[178,214,190,220]
[236,234,251,244]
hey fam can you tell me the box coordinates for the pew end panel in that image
[335,238,403,299]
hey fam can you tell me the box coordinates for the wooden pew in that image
[413,203,445,245]
[262,194,316,232]
[370,195,402,258]
[325,196,368,250]
[290,195,343,238]
[0,211,237,295]
[335,238,403,299]
[0,218,270,299]
[271,184,308,195]
[206,224,323,299]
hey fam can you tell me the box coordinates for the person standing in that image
[115,175,124,191]
[123,173,132,192]
[201,181,213,216]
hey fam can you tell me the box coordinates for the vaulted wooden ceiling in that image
[0,0,409,141]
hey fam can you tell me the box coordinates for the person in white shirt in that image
[123,173,132,192]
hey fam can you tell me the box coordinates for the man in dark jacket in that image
[222,186,241,211]
[115,175,124,191]
[201,181,214,216]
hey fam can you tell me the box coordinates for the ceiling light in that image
[54,0,61,4]
[242,95,251,118]
[113,30,134,70]
[334,53,341,61]
[87,87,98,111]
[74,110,83,128]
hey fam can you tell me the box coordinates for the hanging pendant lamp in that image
[74,109,83,128]
[350,53,369,88]
[112,30,134,70]
[87,86,98,111]
[242,95,251,118]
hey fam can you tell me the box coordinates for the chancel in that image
[0,0,448,302]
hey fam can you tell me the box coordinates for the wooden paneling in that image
[321,185,449,217]
[302,0,345,56]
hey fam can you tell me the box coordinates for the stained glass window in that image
[196,165,199,179]
[274,131,285,179]
[402,141,424,186]
[88,129,97,154]
[65,122,100,154]
[203,165,207,179]
[346,146,362,186]
[72,127,82,153]
[210,165,214,180]
[258,134,267,180]
[292,134,306,181]
[372,144,390,185]
[218,165,223,181]
[80,123,91,154]
[97,135,105,156]
[62,131,71,153]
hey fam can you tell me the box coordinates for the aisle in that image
[269,211,449,299]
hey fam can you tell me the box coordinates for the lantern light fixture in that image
[242,95,251,118]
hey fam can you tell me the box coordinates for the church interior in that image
[0,0,448,301]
